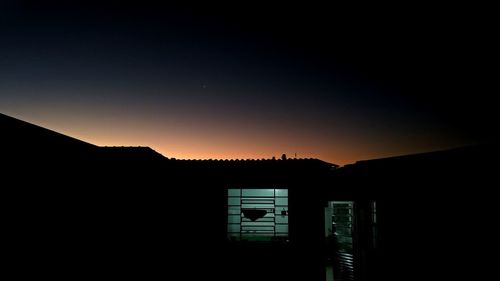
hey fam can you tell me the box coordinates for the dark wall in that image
[332,145,499,281]
[3,149,334,280]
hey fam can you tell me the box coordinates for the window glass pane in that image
[227,224,240,233]
[241,199,274,204]
[276,198,288,206]
[275,189,288,197]
[242,217,274,222]
[228,197,240,205]
[228,215,240,224]
[228,207,240,215]
[275,216,288,224]
[241,221,275,226]
[242,226,274,231]
[228,189,240,196]
[275,207,288,216]
[276,225,288,233]
[241,203,274,209]
[242,189,274,197]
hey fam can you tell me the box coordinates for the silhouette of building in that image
[1,112,498,281]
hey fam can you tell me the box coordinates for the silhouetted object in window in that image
[242,209,268,221]
[326,221,341,279]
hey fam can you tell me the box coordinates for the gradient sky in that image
[0,1,496,165]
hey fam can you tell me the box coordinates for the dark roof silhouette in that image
[1,112,96,150]
[0,112,336,167]
[1,113,171,160]
[339,144,497,173]
[1,112,102,166]
[100,146,166,161]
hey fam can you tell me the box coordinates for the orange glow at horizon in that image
[0,2,491,169]
[1,109,469,166]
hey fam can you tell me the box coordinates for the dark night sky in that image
[0,1,497,164]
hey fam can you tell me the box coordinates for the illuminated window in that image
[227,189,288,242]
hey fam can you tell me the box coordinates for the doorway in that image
[325,201,354,281]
